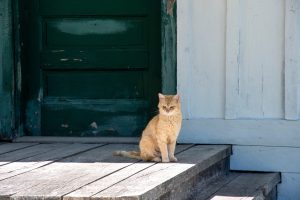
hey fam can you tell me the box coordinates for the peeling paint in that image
[37,88,43,102]
[61,124,69,128]
[90,122,98,129]
[25,100,41,135]
[167,0,176,16]
[73,58,83,62]
[52,50,65,53]
[54,19,133,35]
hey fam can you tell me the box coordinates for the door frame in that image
[0,0,177,140]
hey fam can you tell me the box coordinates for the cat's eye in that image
[163,106,167,109]
[170,106,175,110]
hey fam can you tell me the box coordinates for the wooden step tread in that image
[0,143,231,200]
[191,172,281,200]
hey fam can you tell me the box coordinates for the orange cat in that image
[114,93,182,162]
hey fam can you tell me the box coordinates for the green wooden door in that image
[22,0,161,137]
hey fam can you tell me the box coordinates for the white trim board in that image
[278,173,300,200]
[178,119,300,147]
[230,145,300,173]
[285,0,300,120]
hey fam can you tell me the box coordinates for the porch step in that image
[190,172,281,200]
[0,143,231,200]
[0,142,281,200]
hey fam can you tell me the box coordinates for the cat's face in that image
[158,93,181,116]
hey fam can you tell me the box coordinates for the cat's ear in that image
[173,94,180,102]
[158,93,165,100]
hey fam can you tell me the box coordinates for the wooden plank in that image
[231,145,300,173]
[225,0,241,119]
[278,173,300,200]
[93,145,230,199]
[0,143,103,198]
[161,0,176,94]
[177,0,226,119]
[209,173,280,199]
[285,0,300,120]
[15,136,139,144]
[177,0,192,119]
[178,119,300,147]
[226,0,284,119]
[237,0,284,119]
[0,143,102,182]
[190,173,240,200]
[64,145,193,200]
[0,143,37,155]
[0,143,69,166]
[8,144,138,200]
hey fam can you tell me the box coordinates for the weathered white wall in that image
[177,0,300,199]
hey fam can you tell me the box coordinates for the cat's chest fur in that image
[157,114,182,142]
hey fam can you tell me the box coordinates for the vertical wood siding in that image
[178,0,294,120]
[177,0,226,119]
[178,0,300,199]
[285,0,300,120]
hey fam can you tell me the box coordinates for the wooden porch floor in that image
[0,142,230,200]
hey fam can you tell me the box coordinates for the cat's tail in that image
[113,150,141,160]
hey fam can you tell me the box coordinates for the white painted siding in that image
[177,0,226,119]
[237,0,285,118]
[177,0,300,199]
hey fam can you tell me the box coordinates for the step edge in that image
[139,147,231,199]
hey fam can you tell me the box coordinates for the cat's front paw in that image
[152,157,162,162]
[169,156,178,162]
[162,158,170,163]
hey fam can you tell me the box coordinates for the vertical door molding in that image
[225,0,241,119]
[162,0,177,94]
[0,0,14,139]
[285,0,300,120]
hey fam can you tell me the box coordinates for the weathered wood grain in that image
[15,136,139,144]
[0,143,102,183]
[93,145,230,199]
[9,144,138,200]
[0,143,69,166]
[64,145,193,200]
[226,0,284,119]
[0,143,37,155]
[285,0,300,120]
[0,144,101,199]
[190,173,240,200]
[208,173,280,200]
[161,0,177,94]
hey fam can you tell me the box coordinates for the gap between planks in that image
[0,143,107,182]
[0,143,39,155]
[14,136,140,144]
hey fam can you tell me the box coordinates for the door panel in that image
[44,71,144,99]
[42,99,148,137]
[22,0,161,137]
[41,49,148,70]
[45,18,145,47]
